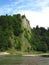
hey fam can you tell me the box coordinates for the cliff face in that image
[21,15,31,51]
[22,15,31,33]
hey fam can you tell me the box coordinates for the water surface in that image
[0,55,49,65]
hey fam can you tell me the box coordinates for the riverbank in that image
[23,53,49,57]
[0,51,49,57]
[0,52,10,55]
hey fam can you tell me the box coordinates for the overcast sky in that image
[0,0,49,28]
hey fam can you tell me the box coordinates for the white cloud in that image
[0,0,49,28]
[42,7,49,13]
[0,0,49,15]
[16,7,49,29]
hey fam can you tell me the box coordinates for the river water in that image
[0,55,49,65]
[21,56,49,65]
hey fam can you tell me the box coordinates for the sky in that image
[0,0,49,28]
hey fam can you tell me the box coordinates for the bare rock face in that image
[20,15,31,52]
[22,15,31,33]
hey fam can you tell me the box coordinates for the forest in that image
[31,26,49,52]
[0,14,49,53]
[0,14,23,51]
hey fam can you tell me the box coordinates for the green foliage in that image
[31,26,49,52]
[0,14,49,53]
[14,37,21,50]
[13,14,23,36]
[0,14,22,51]
[24,28,31,42]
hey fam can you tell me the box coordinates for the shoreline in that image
[23,54,39,56]
[0,52,10,55]
[23,53,49,56]
[0,52,49,56]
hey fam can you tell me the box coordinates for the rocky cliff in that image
[0,14,32,52]
[21,15,31,51]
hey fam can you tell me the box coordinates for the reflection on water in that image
[41,55,49,57]
[21,56,49,65]
[0,55,49,65]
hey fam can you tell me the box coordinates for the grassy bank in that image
[6,48,49,55]
[0,50,49,65]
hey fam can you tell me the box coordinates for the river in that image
[0,54,49,65]
[21,56,49,65]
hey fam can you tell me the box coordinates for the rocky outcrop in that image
[20,15,31,52]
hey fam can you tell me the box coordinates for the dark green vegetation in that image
[0,14,49,53]
[0,14,23,51]
[0,14,31,52]
[31,25,49,52]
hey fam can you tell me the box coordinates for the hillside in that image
[0,14,49,53]
[0,14,31,52]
